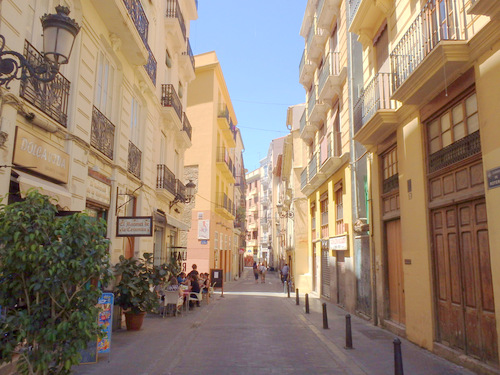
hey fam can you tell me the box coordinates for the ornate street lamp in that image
[169,180,196,208]
[276,202,294,218]
[0,5,80,88]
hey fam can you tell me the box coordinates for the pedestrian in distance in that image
[259,263,267,283]
[253,261,259,283]
[281,263,289,285]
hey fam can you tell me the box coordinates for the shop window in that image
[335,183,343,235]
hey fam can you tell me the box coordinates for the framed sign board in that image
[210,269,223,288]
[116,216,153,237]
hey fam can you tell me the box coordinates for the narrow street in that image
[73,269,473,375]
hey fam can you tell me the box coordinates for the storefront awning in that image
[14,170,72,210]
[165,213,190,231]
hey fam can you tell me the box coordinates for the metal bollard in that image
[322,303,329,329]
[305,293,310,314]
[296,289,299,305]
[287,281,290,298]
[393,338,404,375]
[345,314,353,349]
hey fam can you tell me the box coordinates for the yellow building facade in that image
[0,0,197,265]
[350,0,500,372]
[185,51,239,282]
[299,0,357,307]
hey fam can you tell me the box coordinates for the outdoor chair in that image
[163,291,183,317]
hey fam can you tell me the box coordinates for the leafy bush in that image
[0,190,112,374]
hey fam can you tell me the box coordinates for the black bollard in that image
[345,314,353,349]
[322,303,329,329]
[296,289,299,305]
[305,293,310,314]
[287,281,290,298]
[393,338,404,375]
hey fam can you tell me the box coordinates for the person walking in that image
[259,263,267,283]
[252,261,259,283]
[281,263,289,285]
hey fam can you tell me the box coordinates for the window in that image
[335,183,343,235]
[178,81,184,98]
[95,52,115,117]
[311,203,316,239]
[428,93,478,154]
[160,133,166,165]
[215,231,218,250]
[320,193,328,239]
[382,147,399,193]
[130,97,140,145]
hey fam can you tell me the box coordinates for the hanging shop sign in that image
[329,235,348,251]
[116,216,153,237]
[13,127,69,183]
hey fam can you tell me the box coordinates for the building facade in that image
[185,51,239,282]
[245,168,260,264]
[348,0,500,372]
[0,0,198,265]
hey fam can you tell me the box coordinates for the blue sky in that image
[189,1,307,173]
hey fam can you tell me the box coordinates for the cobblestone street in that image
[73,269,474,375]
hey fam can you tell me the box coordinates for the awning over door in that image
[14,170,72,209]
[165,213,190,231]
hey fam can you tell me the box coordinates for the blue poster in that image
[97,293,114,354]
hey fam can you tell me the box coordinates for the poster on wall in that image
[97,293,114,354]
[198,219,210,240]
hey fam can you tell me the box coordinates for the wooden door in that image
[336,251,346,307]
[386,219,405,325]
[432,199,497,363]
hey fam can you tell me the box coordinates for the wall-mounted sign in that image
[487,167,500,190]
[329,235,348,251]
[116,216,153,237]
[13,127,69,183]
[87,177,111,207]
[198,219,210,240]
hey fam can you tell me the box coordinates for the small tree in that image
[0,190,112,374]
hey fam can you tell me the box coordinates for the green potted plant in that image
[114,253,158,330]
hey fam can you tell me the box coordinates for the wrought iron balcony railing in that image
[91,106,115,160]
[157,164,176,195]
[353,72,396,134]
[123,0,149,45]
[144,44,157,85]
[300,110,306,133]
[218,104,229,122]
[391,0,466,92]
[182,38,195,71]
[307,87,317,118]
[166,0,186,41]
[182,113,192,140]
[428,131,480,173]
[20,40,70,127]
[161,84,183,122]
[128,141,142,178]
[176,179,186,201]
[309,152,318,179]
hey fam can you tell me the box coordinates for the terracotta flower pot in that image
[124,311,146,331]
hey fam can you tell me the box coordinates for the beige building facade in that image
[0,0,198,265]
[185,51,239,282]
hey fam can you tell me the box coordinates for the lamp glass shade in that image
[41,6,80,65]
[185,180,196,199]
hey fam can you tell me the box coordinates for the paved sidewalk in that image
[72,268,474,375]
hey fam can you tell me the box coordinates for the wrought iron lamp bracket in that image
[0,35,59,89]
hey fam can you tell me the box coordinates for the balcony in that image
[299,110,314,143]
[161,84,183,130]
[217,147,236,183]
[217,104,236,148]
[353,72,399,148]
[165,0,186,50]
[318,52,346,103]
[20,40,70,127]
[91,106,115,160]
[349,0,393,46]
[299,49,316,88]
[308,85,329,125]
[306,17,328,61]
[182,113,192,141]
[180,38,195,81]
[468,0,500,17]
[90,0,148,65]
[175,179,187,202]
[143,44,157,86]
[390,0,469,105]
[156,164,176,196]
[316,0,341,29]
[247,239,258,247]
[216,192,235,220]
[128,141,141,179]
